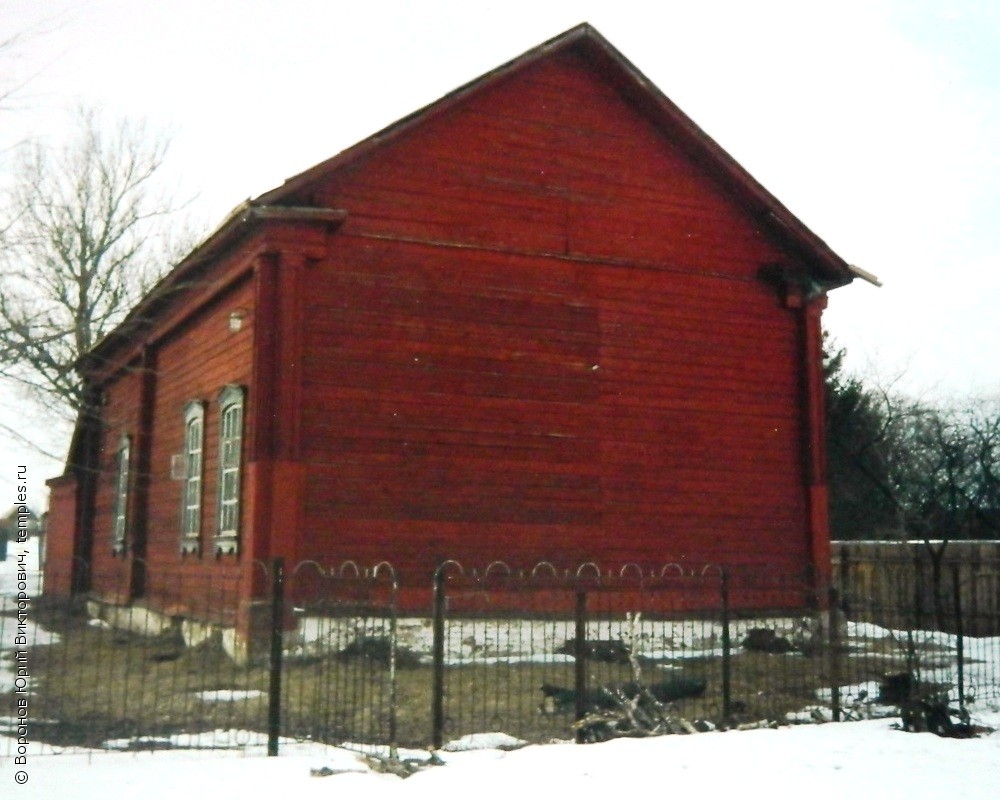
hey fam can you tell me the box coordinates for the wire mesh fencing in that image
[2,552,999,759]
[428,562,731,745]
[833,552,1000,722]
[280,559,403,748]
[1,559,269,754]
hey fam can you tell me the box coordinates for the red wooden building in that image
[45,25,870,623]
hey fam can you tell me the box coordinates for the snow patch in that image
[442,732,529,752]
[195,689,265,702]
[1,720,997,799]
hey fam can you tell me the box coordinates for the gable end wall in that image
[290,52,816,580]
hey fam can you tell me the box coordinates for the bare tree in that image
[963,399,1000,535]
[827,348,1000,629]
[825,344,916,540]
[826,345,1000,543]
[0,108,194,443]
[0,25,33,111]
[1,11,64,118]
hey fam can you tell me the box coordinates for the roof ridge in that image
[251,24,857,288]
[253,22,608,206]
[82,24,867,370]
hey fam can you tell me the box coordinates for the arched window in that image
[112,434,131,555]
[216,385,245,555]
[180,401,205,554]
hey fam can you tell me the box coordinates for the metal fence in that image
[2,555,998,758]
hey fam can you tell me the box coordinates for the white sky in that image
[2,0,999,507]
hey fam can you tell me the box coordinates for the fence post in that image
[267,557,285,757]
[907,550,920,682]
[952,564,965,719]
[828,586,842,722]
[838,546,851,619]
[431,567,446,751]
[387,572,399,760]
[913,548,924,633]
[573,589,588,743]
[720,569,732,721]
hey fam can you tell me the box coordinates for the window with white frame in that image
[112,434,131,555]
[180,401,205,553]
[216,385,245,554]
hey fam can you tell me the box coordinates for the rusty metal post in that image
[267,557,285,757]
[953,565,965,719]
[838,546,851,618]
[829,585,842,722]
[431,567,447,750]
[573,589,588,743]
[720,569,732,721]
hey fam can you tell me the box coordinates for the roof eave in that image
[79,204,347,373]
[846,263,882,287]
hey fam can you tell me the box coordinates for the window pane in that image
[113,438,130,551]
[182,406,204,545]
[217,388,244,543]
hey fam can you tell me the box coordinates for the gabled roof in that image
[85,23,874,373]
[80,204,347,371]
[256,22,870,288]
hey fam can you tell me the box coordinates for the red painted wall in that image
[287,51,814,580]
[86,358,143,600]
[140,278,255,613]
[42,474,78,596]
[58,44,834,620]
[83,267,256,617]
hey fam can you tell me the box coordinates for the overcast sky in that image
[2,0,998,508]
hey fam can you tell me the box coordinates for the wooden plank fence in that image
[833,540,1000,635]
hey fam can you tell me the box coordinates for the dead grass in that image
[4,604,939,750]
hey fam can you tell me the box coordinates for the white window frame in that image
[216,385,245,555]
[112,434,131,555]
[180,401,205,554]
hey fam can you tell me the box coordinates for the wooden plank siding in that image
[80,48,816,589]
[279,50,816,579]
[301,52,787,277]
[142,278,255,588]
[296,247,806,577]
[52,27,852,625]
[87,278,255,608]
[88,360,143,598]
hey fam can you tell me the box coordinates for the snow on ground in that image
[194,689,266,703]
[0,537,43,608]
[844,621,1000,704]
[0,538,53,693]
[4,546,1000,797]
[100,729,293,752]
[294,612,803,666]
[440,731,528,751]
[3,716,1000,800]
